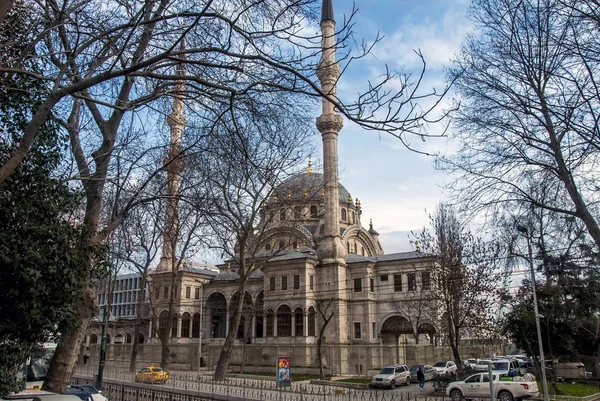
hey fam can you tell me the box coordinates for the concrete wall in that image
[86,340,503,376]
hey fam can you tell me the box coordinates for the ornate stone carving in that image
[316,113,343,133]
[317,62,341,83]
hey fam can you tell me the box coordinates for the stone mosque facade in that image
[82,0,464,376]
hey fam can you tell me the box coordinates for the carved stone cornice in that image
[316,113,343,134]
[317,61,341,84]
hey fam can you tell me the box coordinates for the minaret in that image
[316,0,347,264]
[156,61,186,272]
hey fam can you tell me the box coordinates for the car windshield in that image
[409,365,423,372]
[433,362,446,368]
[379,367,394,374]
[73,386,98,394]
[478,360,491,365]
[493,362,509,370]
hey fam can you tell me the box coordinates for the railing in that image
[73,367,446,401]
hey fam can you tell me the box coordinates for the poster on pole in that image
[277,356,291,386]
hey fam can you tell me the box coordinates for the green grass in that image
[539,382,600,397]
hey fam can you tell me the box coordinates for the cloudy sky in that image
[308,0,473,254]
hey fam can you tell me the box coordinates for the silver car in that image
[371,364,411,389]
[409,364,436,382]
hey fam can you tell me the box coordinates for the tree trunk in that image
[42,288,96,393]
[213,279,248,381]
[129,282,146,372]
[0,0,14,26]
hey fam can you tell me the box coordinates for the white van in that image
[492,358,524,376]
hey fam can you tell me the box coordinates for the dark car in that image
[67,386,107,401]
[409,364,436,382]
[63,389,93,401]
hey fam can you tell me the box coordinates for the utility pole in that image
[95,301,109,390]
[516,225,549,401]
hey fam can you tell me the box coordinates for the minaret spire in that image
[157,52,186,272]
[316,0,346,263]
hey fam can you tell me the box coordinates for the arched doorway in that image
[418,322,436,345]
[381,316,413,364]
[206,292,227,338]
[230,291,254,341]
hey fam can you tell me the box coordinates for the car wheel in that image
[498,391,514,401]
[450,389,463,401]
[389,380,396,389]
[405,376,411,386]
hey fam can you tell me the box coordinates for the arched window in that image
[279,240,285,250]
[172,316,178,337]
[352,211,355,224]
[310,205,318,218]
[280,208,286,221]
[293,240,298,249]
[294,206,301,219]
[266,310,274,337]
[126,333,132,344]
[341,208,347,221]
[192,313,200,338]
[138,333,145,344]
[277,305,292,337]
[158,310,169,339]
[182,312,191,338]
[237,316,246,339]
[265,243,271,251]
[294,307,304,337]
[90,334,98,344]
[269,210,275,221]
[106,334,112,344]
[308,307,316,336]
[347,242,350,253]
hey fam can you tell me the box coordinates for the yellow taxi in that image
[134,366,169,384]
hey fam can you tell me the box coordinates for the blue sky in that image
[309,0,473,254]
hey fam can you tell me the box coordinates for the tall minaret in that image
[316,0,347,264]
[156,60,186,272]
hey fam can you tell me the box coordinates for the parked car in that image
[67,385,107,401]
[467,359,479,366]
[2,389,81,401]
[432,360,457,376]
[371,364,411,389]
[492,358,524,376]
[135,366,169,384]
[409,364,436,382]
[473,360,493,372]
[446,372,539,401]
[63,389,93,401]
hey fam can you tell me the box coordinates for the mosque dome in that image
[269,172,353,206]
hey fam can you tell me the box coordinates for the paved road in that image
[370,381,436,395]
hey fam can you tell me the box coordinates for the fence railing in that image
[73,368,446,401]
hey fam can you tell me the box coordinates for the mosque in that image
[84,0,450,376]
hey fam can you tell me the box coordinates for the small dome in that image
[212,270,240,281]
[271,172,351,205]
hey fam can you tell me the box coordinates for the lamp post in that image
[195,280,203,376]
[96,301,109,391]
[516,225,549,401]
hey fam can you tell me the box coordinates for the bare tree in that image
[413,204,501,374]
[3,0,454,390]
[315,298,334,380]
[0,0,454,185]
[183,99,313,380]
[390,272,437,345]
[441,0,600,251]
[110,200,164,372]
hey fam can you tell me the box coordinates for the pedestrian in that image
[417,367,425,391]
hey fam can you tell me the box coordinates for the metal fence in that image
[72,368,446,401]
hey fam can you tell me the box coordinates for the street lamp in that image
[195,280,204,376]
[516,225,549,401]
[96,300,109,391]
